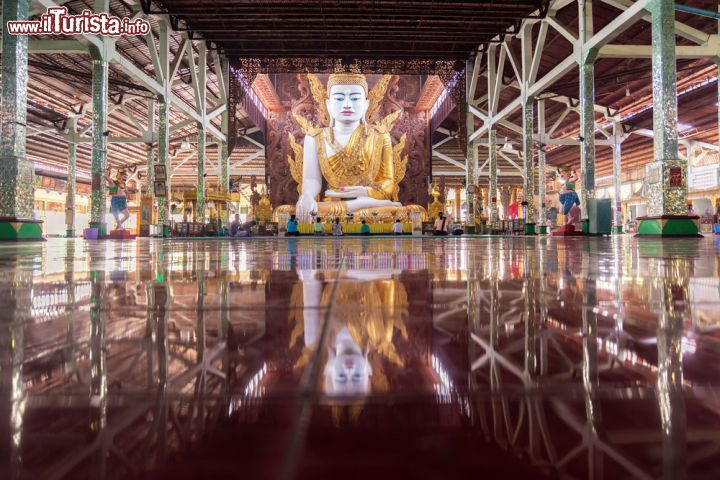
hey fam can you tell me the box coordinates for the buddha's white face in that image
[324,329,372,395]
[326,84,369,125]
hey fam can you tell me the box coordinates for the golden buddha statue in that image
[274,72,427,221]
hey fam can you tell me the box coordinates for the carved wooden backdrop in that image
[265,74,429,208]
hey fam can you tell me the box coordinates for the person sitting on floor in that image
[286,214,300,236]
[360,219,371,236]
[332,217,343,236]
[433,212,449,236]
[313,217,325,236]
[392,219,404,235]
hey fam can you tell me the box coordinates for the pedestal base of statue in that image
[66,229,75,238]
[613,225,624,234]
[523,223,536,235]
[106,228,137,240]
[636,215,702,237]
[273,204,428,223]
[0,217,44,241]
[538,225,548,235]
[551,224,585,236]
[465,225,477,235]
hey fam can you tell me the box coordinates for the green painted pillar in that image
[488,128,498,225]
[146,98,156,201]
[66,119,78,237]
[89,56,109,236]
[196,124,206,223]
[637,0,697,236]
[522,100,536,234]
[0,0,43,240]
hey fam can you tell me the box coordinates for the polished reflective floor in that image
[1,236,720,479]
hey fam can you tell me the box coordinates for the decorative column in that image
[521,100,536,234]
[579,0,597,231]
[637,0,697,236]
[465,57,477,232]
[196,125,206,222]
[488,128,498,224]
[0,0,43,240]
[66,118,78,237]
[157,98,170,232]
[89,49,109,237]
[499,187,510,220]
[157,20,171,236]
[146,98,156,201]
[612,120,623,233]
[220,111,230,226]
[520,24,536,234]
[537,99,547,234]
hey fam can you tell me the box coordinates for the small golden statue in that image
[254,188,272,223]
[275,71,427,222]
[427,182,445,220]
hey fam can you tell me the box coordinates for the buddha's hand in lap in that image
[324,186,369,198]
[296,194,318,219]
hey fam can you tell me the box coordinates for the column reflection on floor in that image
[2,238,720,479]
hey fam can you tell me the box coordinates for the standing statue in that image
[557,167,581,225]
[104,166,137,231]
[277,72,426,221]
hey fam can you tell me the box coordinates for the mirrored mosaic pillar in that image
[522,100,536,234]
[0,0,42,240]
[488,128,498,224]
[612,121,623,233]
[579,49,598,225]
[638,0,697,236]
[537,99,547,234]
[196,125,206,222]
[66,119,78,237]
[146,98,156,201]
[158,98,170,232]
[89,53,109,237]
[220,112,230,195]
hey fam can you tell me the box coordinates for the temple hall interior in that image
[1,0,720,478]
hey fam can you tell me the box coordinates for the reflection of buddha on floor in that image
[289,270,409,397]
[274,72,427,222]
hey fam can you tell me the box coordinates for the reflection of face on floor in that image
[324,327,372,395]
[290,272,409,397]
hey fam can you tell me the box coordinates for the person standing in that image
[433,212,448,236]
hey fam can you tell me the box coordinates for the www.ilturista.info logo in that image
[7,7,150,36]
